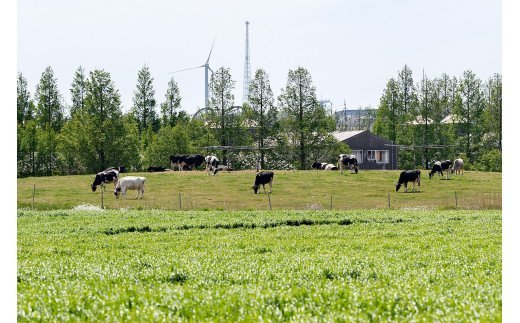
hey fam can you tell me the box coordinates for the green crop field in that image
[17,209,501,321]
[17,170,501,211]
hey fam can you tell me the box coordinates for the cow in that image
[170,154,205,171]
[450,158,464,175]
[212,164,233,175]
[205,155,220,174]
[396,169,421,192]
[170,154,187,171]
[91,168,119,192]
[429,160,452,179]
[252,171,274,194]
[147,165,166,172]
[338,154,359,174]
[312,162,337,170]
[114,176,146,199]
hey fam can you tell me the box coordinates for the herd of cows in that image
[90,153,465,198]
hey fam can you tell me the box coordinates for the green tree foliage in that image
[160,77,182,128]
[278,67,337,170]
[244,69,278,169]
[143,124,193,168]
[398,65,417,117]
[70,66,87,118]
[455,70,485,162]
[204,67,246,162]
[373,78,399,143]
[483,73,502,151]
[34,66,64,175]
[17,73,34,126]
[132,65,158,134]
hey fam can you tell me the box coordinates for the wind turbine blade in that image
[205,30,218,64]
[168,65,204,74]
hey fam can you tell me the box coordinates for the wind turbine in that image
[169,34,217,108]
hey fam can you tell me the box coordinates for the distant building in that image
[332,130,398,170]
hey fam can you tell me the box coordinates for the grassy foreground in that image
[17,170,501,210]
[18,209,501,321]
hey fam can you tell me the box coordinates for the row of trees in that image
[17,65,347,177]
[373,66,501,171]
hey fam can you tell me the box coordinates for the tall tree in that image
[456,70,485,162]
[278,66,337,169]
[244,69,278,169]
[132,65,158,134]
[206,67,239,162]
[160,77,182,128]
[17,72,34,126]
[34,66,64,175]
[484,73,502,151]
[34,66,64,131]
[70,66,87,118]
[373,78,399,143]
[397,65,417,117]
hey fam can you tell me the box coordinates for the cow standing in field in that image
[212,164,233,175]
[396,169,421,192]
[429,160,452,179]
[147,166,166,172]
[450,158,464,175]
[312,162,338,171]
[91,168,119,192]
[205,155,220,174]
[338,154,359,174]
[252,171,274,194]
[114,176,146,199]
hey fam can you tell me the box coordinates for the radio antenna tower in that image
[242,21,251,104]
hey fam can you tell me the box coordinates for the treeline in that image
[17,65,347,177]
[373,66,501,171]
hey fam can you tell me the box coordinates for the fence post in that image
[455,191,458,208]
[32,184,35,210]
[388,193,391,208]
[268,192,272,210]
[101,187,104,210]
[179,193,182,209]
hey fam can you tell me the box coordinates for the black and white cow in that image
[212,164,233,175]
[252,171,274,194]
[429,160,452,179]
[396,169,421,192]
[205,155,220,174]
[338,154,359,174]
[114,176,146,199]
[170,154,187,171]
[450,158,464,175]
[91,168,119,192]
[311,162,337,170]
[147,165,166,172]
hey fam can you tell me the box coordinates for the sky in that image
[17,0,501,115]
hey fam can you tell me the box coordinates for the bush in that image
[479,149,502,172]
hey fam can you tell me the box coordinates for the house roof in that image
[440,114,465,124]
[331,130,366,142]
[405,116,434,125]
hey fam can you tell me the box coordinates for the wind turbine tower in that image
[242,21,251,104]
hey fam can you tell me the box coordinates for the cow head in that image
[91,184,97,192]
[395,182,402,192]
[114,187,121,198]
[252,185,260,194]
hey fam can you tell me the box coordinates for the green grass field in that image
[17,209,501,321]
[17,170,502,211]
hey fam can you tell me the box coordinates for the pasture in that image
[17,170,502,211]
[17,209,501,321]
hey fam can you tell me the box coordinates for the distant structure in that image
[335,106,377,131]
[242,21,251,105]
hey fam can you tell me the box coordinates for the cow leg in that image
[404,182,408,193]
[339,162,343,174]
[269,179,273,193]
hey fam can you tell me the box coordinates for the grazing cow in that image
[114,176,146,199]
[396,169,421,192]
[338,154,359,174]
[91,168,119,192]
[205,155,220,174]
[429,160,452,179]
[312,162,337,170]
[252,171,274,194]
[170,154,205,171]
[147,165,166,172]
[212,164,233,175]
[450,158,464,175]
[312,162,324,170]
[170,154,187,171]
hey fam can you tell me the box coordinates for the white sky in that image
[17,0,501,115]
